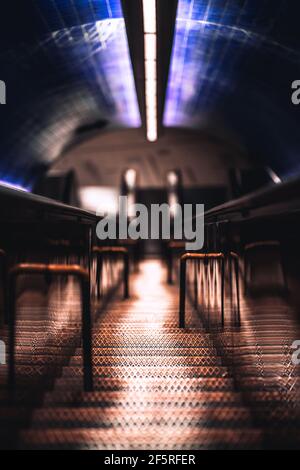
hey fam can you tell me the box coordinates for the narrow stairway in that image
[18,259,262,450]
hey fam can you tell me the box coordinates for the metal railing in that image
[7,263,93,393]
[166,241,186,285]
[179,253,225,329]
[177,176,300,330]
[93,247,130,300]
[0,186,135,396]
[0,249,7,323]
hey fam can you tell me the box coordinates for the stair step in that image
[19,427,263,450]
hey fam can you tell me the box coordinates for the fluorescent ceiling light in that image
[146,104,157,121]
[147,115,157,142]
[143,0,157,34]
[146,103,157,122]
[144,34,157,61]
[147,129,157,143]
[145,60,157,82]
[145,79,157,98]
[143,0,157,142]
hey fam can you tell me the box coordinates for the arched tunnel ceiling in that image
[164,0,300,178]
[0,0,140,189]
[0,0,300,190]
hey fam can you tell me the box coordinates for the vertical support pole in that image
[221,256,225,328]
[93,247,129,301]
[83,226,93,392]
[167,246,173,285]
[178,253,225,330]
[206,257,210,328]
[96,254,100,301]
[86,227,92,283]
[134,242,140,274]
[244,251,248,295]
[8,265,94,394]
[98,254,103,300]
[234,255,241,327]
[179,257,187,328]
[2,257,9,325]
[229,254,233,323]
[124,251,129,299]
[194,260,198,309]
[8,274,16,395]
[81,278,93,392]
[0,251,8,325]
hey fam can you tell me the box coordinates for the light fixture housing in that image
[142,0,157,142]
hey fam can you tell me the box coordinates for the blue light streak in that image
[37,0,140,128]
[0,180,29,192]
[163,0,300,129]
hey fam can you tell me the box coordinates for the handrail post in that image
[194,260,198,309]
[96,254,103,300]
[8,272,16,395]
[7,264,93,393]
[234,255,241,327]
[124,250,129,299]
[0,249,8,324]
[167,242,186,285]
[81,277,93,392]
[179,253,225,329]
[221,255,225,328]
[179,256,187,328]
[167,247,173,285]
[230,252,241,327]
[93,247,130,300]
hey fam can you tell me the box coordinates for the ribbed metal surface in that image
[1,260,300,449]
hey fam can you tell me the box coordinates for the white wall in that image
[51,127,249,189]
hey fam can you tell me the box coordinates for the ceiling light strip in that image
[143,0,157,142]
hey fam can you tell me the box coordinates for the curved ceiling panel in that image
[164,0,300,178]
[0,0,140,189]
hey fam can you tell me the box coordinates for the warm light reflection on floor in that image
[127,259,175,327]
[15,259,300,450]
[88,259,225,449]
